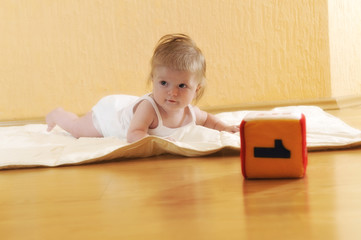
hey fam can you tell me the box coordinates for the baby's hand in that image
[224,125,240,133]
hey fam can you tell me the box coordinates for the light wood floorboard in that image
[2,107,361,239]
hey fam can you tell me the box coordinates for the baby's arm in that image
[193,106,240,133]
[127,100,157,143]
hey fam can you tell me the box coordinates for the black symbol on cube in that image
[254,139,291,159]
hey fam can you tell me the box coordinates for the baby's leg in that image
[46,108,102,138]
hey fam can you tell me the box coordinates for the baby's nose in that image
[168,87,178,96]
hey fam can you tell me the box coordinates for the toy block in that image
[240,111,307,179]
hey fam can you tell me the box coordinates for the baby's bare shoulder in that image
[133,99,154,113]
[191,105,208,125]
[132,99,158,127]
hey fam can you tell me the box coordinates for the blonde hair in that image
[148,33,206,103]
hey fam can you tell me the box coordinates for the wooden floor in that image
[2,107,361,240]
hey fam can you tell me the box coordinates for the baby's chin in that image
[160,101,189,111]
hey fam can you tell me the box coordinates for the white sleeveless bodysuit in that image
[92,93,196,139]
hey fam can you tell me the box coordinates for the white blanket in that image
[1,106,361,169]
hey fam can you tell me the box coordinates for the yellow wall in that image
[328,0,361,97]
[0,0,343,121]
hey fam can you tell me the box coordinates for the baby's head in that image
[148,34,206,103]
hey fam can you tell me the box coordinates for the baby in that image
[46,34,239,143]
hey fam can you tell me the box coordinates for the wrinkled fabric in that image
[1,106,361,169]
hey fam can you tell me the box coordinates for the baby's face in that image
[152,66,199,112]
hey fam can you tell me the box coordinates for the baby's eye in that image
[179,83,187,88]
[160,81,167,86]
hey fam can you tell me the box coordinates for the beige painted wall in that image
[328,0,361,97]
[0,0,338,121]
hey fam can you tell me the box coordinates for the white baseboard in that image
[334,95,361,109]
[203,95,361,113]
[0,119,44,127]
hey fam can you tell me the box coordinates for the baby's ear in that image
[193,85,201,102]
[196,84,201,92]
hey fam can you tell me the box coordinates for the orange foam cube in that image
[240,111,307,179]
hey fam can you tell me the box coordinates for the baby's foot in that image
[45,108,60,132]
